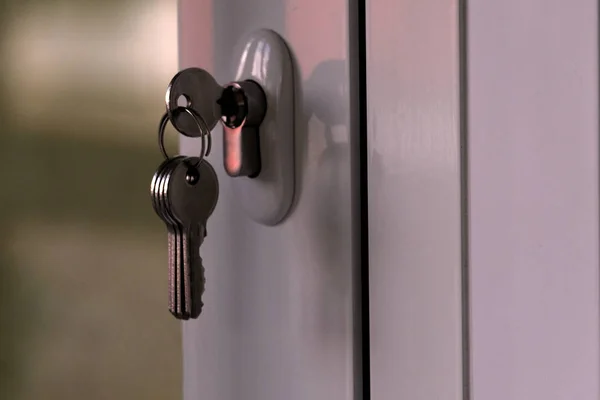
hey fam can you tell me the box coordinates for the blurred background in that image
[0,0,182,398]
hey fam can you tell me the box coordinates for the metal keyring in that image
[158,106,212,161]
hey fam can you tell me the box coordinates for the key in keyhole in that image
[166,67,222,136]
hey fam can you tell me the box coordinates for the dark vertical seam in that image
[459,0,472,399]
[349,0,370,398]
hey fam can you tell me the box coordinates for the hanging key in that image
[151,156,186,318]
[160,157,187,318]
[166,157,219,319]
[153,100,216,319]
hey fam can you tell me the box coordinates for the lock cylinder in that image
[219,81,266,178]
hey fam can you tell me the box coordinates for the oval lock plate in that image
[227,29,295,226]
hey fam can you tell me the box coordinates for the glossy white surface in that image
[366,1,464,399]
[180,0,358,399]
[468,2,600,399]
[229,29,295,226]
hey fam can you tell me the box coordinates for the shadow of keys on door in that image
[0,1,182,399]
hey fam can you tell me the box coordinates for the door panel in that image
[181,1,600,399]
[179,1,360,399]
[468,1,600,399]
[366,1,465,399]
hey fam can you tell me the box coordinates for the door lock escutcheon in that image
[163,29,295,226]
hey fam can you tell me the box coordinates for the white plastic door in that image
[180,1,600,399]
[179,1,362,399]
[467,1,600,399]
[366,1,465,398]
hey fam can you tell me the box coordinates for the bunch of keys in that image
[151,105,219,320]
[151,67,266,319]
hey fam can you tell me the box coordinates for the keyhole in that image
[177,94,191,108]
[218,84,247,128]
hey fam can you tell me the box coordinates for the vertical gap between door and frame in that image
[349,0,370,399]
[459,0,472,399]
[353,1,470,399]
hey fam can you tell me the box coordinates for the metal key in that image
[166,157,219,318]
[169,157,218,318]
[151,156,185,317]
[159,157,187,318]
[151,157,176,313]
[166,68,222,136]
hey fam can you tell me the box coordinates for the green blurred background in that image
[0,0,182,398]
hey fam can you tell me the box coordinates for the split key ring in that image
[158,106,212,162]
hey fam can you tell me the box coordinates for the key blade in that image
[151,157,184,317]
[158,157,186,319]
[185,223,206,319]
